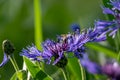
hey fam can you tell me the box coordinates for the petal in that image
[0,53,9,67]
[20,45,42,61]
[102,7,114,15]
[71,24,80,34]
[109,27,118,38]
[110,0,120,11]
[52,52,63,65]
[95,20,114,28]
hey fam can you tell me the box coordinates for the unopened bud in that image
[2,40,15,55]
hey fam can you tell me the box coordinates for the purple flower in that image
[21,40,66,66]
[57,25,107,74]
[102,62,120,80]
[20,0,120,76]
[21,23,113,73]
[97,0,120,38]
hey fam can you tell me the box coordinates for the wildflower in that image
[0,40,15,67]
[21,24,108,72]
[57,24,106,74]
[21,40,68,68]
[102,62,120,80]
[96,0,120,38]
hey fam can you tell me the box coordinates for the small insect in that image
[59,34,71,42]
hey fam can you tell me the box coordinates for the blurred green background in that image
[0,0,105,80]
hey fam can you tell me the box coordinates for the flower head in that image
[21,24,109,72]
[96,0,120,38]
[0,40,15,67]
[102,62,120,80]
[21,39,68,67]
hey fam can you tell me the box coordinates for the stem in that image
[9,55,19,72]
[79,60,86,80]
[34,0,43,50]
[61,67,69,80]
[117,30,120,44]
[34,0,44,70]
[117,51,120,62]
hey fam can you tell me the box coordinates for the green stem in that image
[117,51,120,62]
[34,0,44,70]
[61,67,69,80]
[79,60,86,80]
[34,0,43,50]
[9,55,19,72]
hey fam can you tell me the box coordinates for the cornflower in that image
[95,0,120,38]
[21,23,108,73]
[21,0,120,75]
[21,40,67,68]
[102,62,120,80]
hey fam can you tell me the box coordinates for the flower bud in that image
[2,40,15,55]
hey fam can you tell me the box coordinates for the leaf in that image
[86,43,117,59]
[67,53,82,80]
[17,70,27,80]
[10,70,27,80]
[23,57,53,80]
[10,72,17,80]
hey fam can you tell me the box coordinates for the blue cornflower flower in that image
[0,40,15,67]
[57,25,106,74]
[96,0,120,38]
[102,62,120,80]
[21,39,67,67]
[20,0,120,76]
[21,23,111,73]
[62,24,107,53]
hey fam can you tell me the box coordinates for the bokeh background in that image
[0,0,106,80]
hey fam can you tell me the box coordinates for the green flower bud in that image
[2,40,15,55]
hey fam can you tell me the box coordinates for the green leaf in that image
[10,70,27,80]
[67,53,82,80]
[86,43,117,59]
[10,72,17,80]
[23,57,53,80]
[17,70,27,80]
